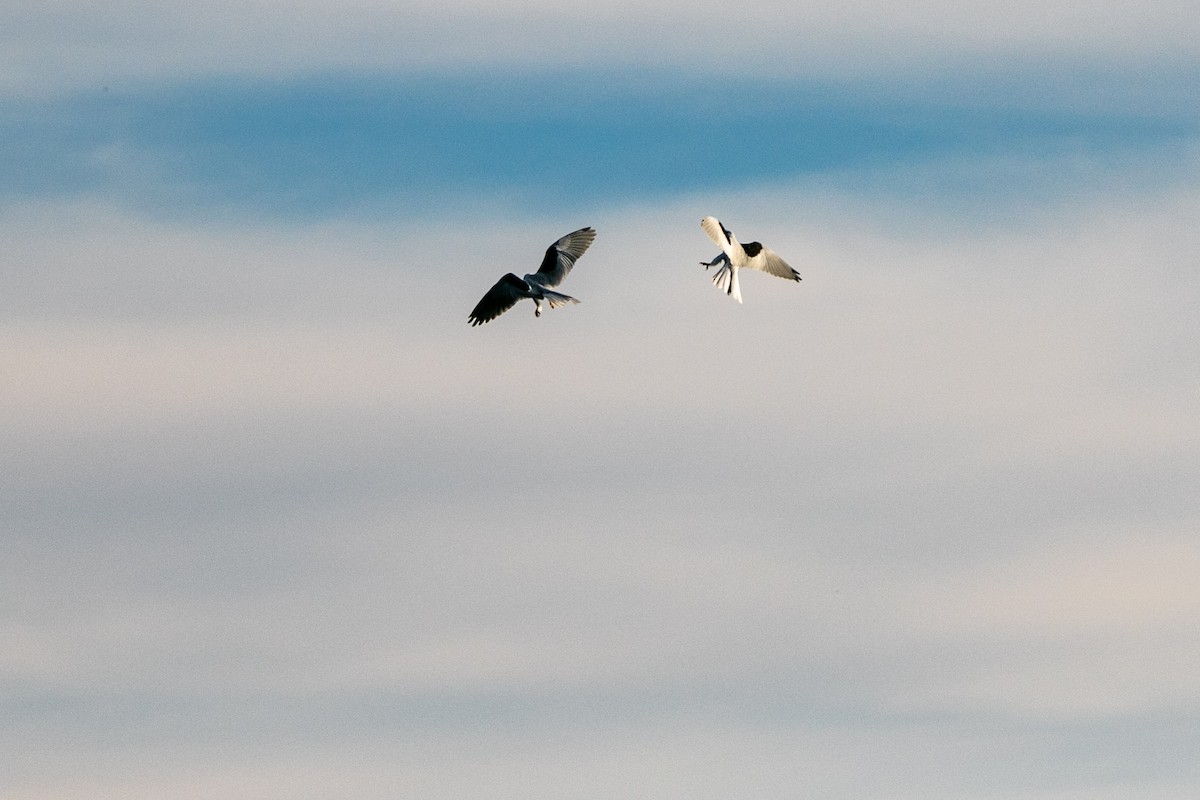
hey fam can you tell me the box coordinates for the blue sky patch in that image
[3,69,1195,218]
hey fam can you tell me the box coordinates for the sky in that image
[3,1,1200,798]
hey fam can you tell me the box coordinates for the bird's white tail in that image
[542,289,580,310]
[710,262,743,303]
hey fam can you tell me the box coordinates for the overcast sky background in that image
[4,2,1200,798]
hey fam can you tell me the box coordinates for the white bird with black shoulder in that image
[699,216,800,303]
[468,227,596,326]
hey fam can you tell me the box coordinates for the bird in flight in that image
[699,216,800,303]
[468,227,597,326]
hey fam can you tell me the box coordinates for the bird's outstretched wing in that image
[742,242,801,282]
[534,227,596,287]
[700,216,733,253]
[469,273,529,326]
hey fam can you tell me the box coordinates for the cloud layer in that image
[5,165,1200,797]
[5,0,1200,95]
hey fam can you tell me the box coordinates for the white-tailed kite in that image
[468,227,597,326]
[699,216,800,303]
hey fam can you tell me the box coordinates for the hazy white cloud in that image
[4,137,1200,798]
[4,0,1200,95]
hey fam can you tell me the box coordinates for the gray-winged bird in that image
[468,227,596,325]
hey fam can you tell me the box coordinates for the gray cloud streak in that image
[4,0,1200,96]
